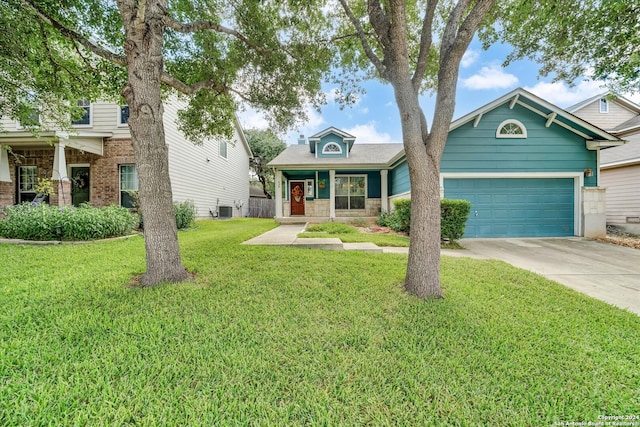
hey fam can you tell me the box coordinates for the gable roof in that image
[567,91,640,115]
[268,143,403,169]
[450,87,622,148]
[308,127,356,141]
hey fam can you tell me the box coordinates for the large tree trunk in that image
[119,0,190,286]
[393,81,443,298]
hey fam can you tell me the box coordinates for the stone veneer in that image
[281,198,381,218]
[582,187,606,238]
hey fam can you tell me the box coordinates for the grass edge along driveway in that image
[1,218,638,426]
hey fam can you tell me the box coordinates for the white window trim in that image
[335,174,367,210]
[305,179,315,198]
[71,99,93,128]
[496,119,527,138]
[322,142,343,154]
[15,112,41,130]
[119,163,138,208]
[219,140,228,160]
[599,98,609,113]
[117,105,130,127]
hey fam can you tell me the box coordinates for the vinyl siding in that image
[601,165,640,224]
[164,99,251,218]
[572,101,637,130]
[390,160,410,196]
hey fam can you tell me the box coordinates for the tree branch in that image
[20,0,127,67]
[367,0,392,49]
[412,0,439,91]
[338,0,387,77]
[159,72,251,102]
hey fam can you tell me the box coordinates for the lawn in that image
[1,219,638,426]
[298,222,410,247]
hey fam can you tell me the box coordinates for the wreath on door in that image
[292,185,303,202]
[72,170,89,189]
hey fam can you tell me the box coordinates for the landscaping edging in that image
[0,232,142,245]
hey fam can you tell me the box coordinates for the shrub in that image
[440,199,471,242]
[374,198,472,242]
[349,217,369,228]
[0,203,139,241]
[306,222,357,234]
[174,200,197,230]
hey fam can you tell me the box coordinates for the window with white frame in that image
[496,119,527,138]
[119,105,130,125]
[17,165,38,203]
[16,110,40,129]
[322,142,343,154]
[335,175,365,209]
[72,99,91,126]
[599,98,609,113]
[119,164,138,208]
[219,140,228,159]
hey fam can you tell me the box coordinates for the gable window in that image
[219,140,228,159]
[496,119,527,138]
[599,98,609,113]
[72,99,91,126]
[16,110,40,129]
[119,164,138,208]
[119,105,130,125]
[322,142,343,154]
[335,175,365,210]
[17,166,38,204]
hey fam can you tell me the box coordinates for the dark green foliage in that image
[376,198,471,242]
[174,200,196,230]
[0,203,138,241]
[305,222,357,234]
[440,199,471,241]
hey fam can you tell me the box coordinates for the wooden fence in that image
[248,197,275,218]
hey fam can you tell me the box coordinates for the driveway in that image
[457,238,640,316]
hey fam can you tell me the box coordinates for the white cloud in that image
[344,122,401,144]
[461,50,480,68]
[523,80,606,107]
[461,65,519,90]
[237,106,270,130]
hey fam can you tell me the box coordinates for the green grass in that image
[1,218,638,425]
[300,222,410,247]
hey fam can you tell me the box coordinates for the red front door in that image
[290,181,305,216]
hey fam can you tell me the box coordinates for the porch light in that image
[584,168,593,178]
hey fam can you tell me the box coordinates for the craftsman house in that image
[0,98,252,218]
[268,88,623,238]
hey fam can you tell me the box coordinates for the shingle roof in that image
[268,143,404,168]
[601,134,640,166]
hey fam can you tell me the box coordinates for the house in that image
[568,93,640,234]
[0,98,252,218]
[268,88,623,238]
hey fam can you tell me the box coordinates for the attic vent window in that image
[600,98,609,113]
[322,142,343,154]
[496,119,527,138]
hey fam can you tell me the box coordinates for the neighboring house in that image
[0,98,252,218]
[568,93,640,233]
[268,88,623,238]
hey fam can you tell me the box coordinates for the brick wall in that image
[82,138,135,207]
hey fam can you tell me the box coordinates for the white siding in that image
[601,165,640,224]
[573,101,637,130]
[164,99,251,218]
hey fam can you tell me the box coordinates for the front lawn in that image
[299,222,410,247]
[1,219,638,425]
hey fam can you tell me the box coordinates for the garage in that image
[444,178,575,238]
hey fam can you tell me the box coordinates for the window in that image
[599,98,609,113]
[119,164,138,208]
[322,142,343,154]
[496,119,527,138]
[17,166,37,203]
[119,105,130,125]
[305,179,314,198]
[219,140,228,159]
[335,175,365,210]
[16,110,40,129]
[72,99,91,126]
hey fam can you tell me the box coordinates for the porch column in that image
[380,169,388,213]
[274,169,283,219]
[0,145,11,182]
[51,141,71,207]
[329,169,335,220]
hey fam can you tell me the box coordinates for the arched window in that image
[496,119,527,138]
[322,142,343,154]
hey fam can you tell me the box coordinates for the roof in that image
[601,134,640,168]
[308,127,355,141]
[451,87,622,147]
[567,91,640,114]
[609,114,640,134]
[268,143,404,169]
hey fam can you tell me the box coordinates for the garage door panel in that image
[444,178,574,237]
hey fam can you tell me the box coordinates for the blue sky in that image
[238,38,640,145]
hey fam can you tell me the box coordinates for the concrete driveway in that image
[456,238,640,316]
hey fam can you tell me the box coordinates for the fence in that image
[248,197,275,218]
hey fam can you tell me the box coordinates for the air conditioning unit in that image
[218,206,233,219]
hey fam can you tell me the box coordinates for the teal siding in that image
[317,134,349,158]
[445,178,574,237]
[442,103,598,186]
[366,172,381,198]
[390,160,410,196]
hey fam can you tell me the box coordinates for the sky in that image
[238,38,640,146]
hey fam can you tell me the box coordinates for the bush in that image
[0,203,139,241]
[174,200,197,230]
[440,198,471,242]
[306,222,357,234]
[375,198,472,242]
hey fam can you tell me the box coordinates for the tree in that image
[2,0,332,286]
[334,0,495,298]
[245,129,286,198]
[482,0,640,93]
